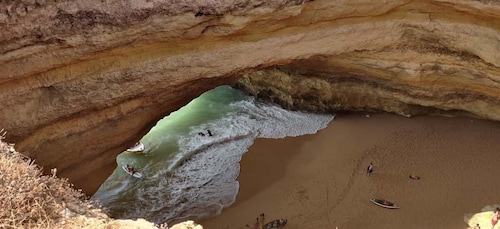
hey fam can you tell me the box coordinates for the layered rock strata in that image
[0,0,499,195]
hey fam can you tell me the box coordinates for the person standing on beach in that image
[253,217,260,229]
[366,162,373,176]
[492,207,499,228]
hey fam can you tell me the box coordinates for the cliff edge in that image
[0,0,499,195]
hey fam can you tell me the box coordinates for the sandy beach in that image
[201,113,500,229]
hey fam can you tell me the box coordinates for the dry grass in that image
[0,129,110,229]
[0,129,178,228]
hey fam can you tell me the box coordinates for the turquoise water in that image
[92,85,334,225]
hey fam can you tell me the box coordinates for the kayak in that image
[126,141,145,153]
[263,219,287,229]
[370,198,399,209]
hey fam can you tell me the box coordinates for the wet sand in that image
[201,113,500,229]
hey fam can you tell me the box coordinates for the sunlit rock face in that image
[0,0,499,194]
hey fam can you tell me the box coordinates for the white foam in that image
[120,137,253,223]
[230,99,334,138]
[138,99,334,224]
[94,93,335,225]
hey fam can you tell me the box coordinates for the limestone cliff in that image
[0,0,499,195]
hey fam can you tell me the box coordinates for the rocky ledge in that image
[0,0,499,195]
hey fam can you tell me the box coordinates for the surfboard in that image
[370,198,399,209]
[126,141,145,153]
[122,165,143,178]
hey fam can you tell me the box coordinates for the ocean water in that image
[91,85,334,225]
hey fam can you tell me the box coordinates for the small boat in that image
[126,141,145,153]
[122,165,143,179]
[370,198,399,209]
[263,219,287,229]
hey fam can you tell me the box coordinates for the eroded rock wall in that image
[0,0,499,194]
[236,54,499,119]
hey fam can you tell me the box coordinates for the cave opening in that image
[90,85,333,225]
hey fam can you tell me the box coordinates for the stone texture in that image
[0,0,499,195]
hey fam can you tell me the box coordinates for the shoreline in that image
[201,113,500,229]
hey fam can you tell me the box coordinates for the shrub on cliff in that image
[0,131,108,228]
[0,131,197,229]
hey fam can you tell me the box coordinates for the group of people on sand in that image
[245,213,287,229]
[366,162,419,179]
[366,162,419,207]
[246,213,265,229]
[367,162,499,228]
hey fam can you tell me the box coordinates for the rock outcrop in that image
[0,0,499,195]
